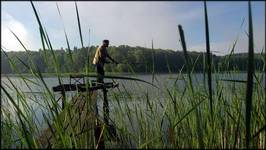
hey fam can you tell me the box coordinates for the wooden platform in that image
[52,82,119,92]
[37,81,120,148]
[37,92,98,148]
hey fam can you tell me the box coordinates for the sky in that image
[1,1,265,55]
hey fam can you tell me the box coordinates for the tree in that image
[1,46,264,74]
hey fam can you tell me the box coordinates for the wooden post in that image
[94,90,103,149]
[94,88,109,149]
[94,87,110,149]
[103,88,109,127]
[61,90,65,109]
[94,118,104,149]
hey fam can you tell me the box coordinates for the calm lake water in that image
[1,73,265,131]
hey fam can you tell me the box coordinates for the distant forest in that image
[1,45,265,74]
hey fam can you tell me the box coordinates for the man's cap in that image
[103,39,109,43]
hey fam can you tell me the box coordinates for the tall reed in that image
[1,1,265,149]
[204,1,213,120]
[245,1,254,148]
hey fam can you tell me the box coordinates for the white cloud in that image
[33,2,204,50]
[2,1,264,54]
[1,11,38,51]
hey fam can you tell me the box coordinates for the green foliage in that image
[1,47,264,74]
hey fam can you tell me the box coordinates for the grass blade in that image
[245,1,254,148]
[219,79,248,83]
[39,26,48,63]
[75,1,84,48]
[30,2,53,56]
[178,25,193,92]
[252,125,266,138]
[17,112,34,148]
[204,1,213,119]
[173,98,205,129]
[1,48,39,85]
[56,2,73,64]
[1,85,28,122]
[178,25,190,68]
[151,39,155,83]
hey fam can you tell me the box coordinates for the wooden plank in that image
[52,82,119,92]
[38,80,120,148]
[37,92,98,148]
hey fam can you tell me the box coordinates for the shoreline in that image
[1,71,264,78]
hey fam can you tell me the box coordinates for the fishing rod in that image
[70,74,159,89]
[119,62,145,65]
[106,62,146,65]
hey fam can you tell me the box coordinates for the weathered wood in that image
[52,82,118,92]
[37,92,98,148]
[38,79,119,148]
[103,88,109,127]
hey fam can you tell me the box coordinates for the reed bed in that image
[1,1,265,149]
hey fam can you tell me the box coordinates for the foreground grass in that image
[1,72,265,149]
[1,1,265,149]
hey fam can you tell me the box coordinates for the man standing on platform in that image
[92,39,119,83]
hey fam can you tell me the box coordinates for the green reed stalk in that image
[177,25,193,91]
[75,2,84,48]
[245,1,254,148]
[152,39,155,83]
[178,24,204,148]
[204,1,213,119]
[56,2,73,64]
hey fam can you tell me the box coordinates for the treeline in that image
[1,45,265,74]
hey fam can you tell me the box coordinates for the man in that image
[93,39,118,83]
[92,40,119,147]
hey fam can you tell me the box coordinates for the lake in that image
[1,73,265,131]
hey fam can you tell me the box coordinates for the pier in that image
[37,75,119,149]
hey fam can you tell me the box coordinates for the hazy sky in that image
[1,1,265,55]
